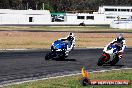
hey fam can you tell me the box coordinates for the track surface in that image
[0,48,132,85]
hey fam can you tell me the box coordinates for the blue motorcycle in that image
[45,40,70,60]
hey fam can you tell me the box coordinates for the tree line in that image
[0,0,132,12]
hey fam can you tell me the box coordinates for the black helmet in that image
[67,33,74,41]
[69,33,74,37]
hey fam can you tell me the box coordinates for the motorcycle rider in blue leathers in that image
[103,33,126,59]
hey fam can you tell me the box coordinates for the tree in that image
[0,0,132,11]
[0,0,10,9]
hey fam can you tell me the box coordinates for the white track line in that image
[1,67,132,87]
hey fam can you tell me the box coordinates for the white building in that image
[0,9,51,25]
[0,6,132,26]
[65,6,132,25]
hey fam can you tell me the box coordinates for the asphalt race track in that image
[0,48,132,85]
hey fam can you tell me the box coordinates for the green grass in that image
[0,26,132,32]
[4,69,132,88]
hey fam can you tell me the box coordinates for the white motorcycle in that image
[97,44,123,66]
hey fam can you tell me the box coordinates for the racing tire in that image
[97,56,106,66]
[45,52,52,60]
[58,50,66,60]
[110,54,119,65]
[80,77,90,86]
[59,54,66,60]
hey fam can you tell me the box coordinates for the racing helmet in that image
[117,33,124,42]
[67,33,74,41]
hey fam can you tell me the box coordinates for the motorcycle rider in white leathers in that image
[58,33,75,56]
[103,33,126,59]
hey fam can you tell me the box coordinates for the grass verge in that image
[4,69,132,88]
[0,26,132,32]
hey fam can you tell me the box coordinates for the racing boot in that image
[118,52,123,59]
[65,50,69,57]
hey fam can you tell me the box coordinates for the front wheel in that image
[45,52,53,60]
[97,55,105,66]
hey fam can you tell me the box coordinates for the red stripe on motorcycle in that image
[102,53,109,61]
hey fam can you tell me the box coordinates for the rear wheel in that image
[58,50,67,60]
[58,53,66,60]
[45,52,53,60]
[110,54,119,65]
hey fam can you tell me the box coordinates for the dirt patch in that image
[0,31,131,49]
